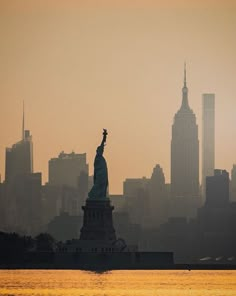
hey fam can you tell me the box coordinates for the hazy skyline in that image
[1,1,236,193]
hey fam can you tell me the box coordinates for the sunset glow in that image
[1,0,236,193]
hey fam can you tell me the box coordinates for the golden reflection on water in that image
[0,270,236,296]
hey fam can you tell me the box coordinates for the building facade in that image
[4,109,42,234]
[49,151,88,188]
[148,164,169,227]
[5,130,33,184]
[45,152,89,220]
[202,93,215,202]
[123,177,150,226]
[171,66,199,218]
[205,169,229,207]
[230,164,236,202]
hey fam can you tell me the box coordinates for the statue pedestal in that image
[79,198,116,241]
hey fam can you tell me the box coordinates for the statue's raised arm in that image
[101,129,108,147]
[88,129,109,200]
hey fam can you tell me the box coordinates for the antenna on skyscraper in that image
[22,101,25,140]
[184,62,187,87]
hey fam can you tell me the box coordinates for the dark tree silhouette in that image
[35,233,55,251]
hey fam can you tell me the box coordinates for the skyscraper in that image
[148,164,169,226]
[202,93,215,202]
[48,151,88,188]
[4,104,42,234]
[171,65,199,218]
[45,151,89,219]
[5,104,33,183]
[123,177,150,226]
[230,164,236,202]
[206,169,229,207]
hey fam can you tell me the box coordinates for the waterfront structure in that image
[171,65,200,218]
[202,93,215,202]
[60,130,174,269]
[79,130,118,249]
[196,169,235,259]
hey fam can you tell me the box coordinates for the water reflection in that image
[0,270,235,296]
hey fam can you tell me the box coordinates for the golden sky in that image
[0,0,236,193]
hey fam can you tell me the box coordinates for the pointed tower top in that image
[181,62,190,109]
[184,62,187,87]
[22,101,25,141]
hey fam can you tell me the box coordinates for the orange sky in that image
[0,0,236,193]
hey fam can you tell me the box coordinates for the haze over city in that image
[1,3,236,290]
[1,0,236,193]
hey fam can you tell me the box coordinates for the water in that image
[0,270,236,296]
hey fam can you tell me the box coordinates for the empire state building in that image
[171,65,199,217]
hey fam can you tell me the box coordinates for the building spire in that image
[181,62,190,109]
[184,61,187,87]
[22,101,25,140]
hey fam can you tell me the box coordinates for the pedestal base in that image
[80,198,116,241]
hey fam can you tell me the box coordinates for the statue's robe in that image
[88,150,108,199]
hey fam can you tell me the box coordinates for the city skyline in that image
[0,69,235,194]
[0,2,236,276]
[1,1,236,193]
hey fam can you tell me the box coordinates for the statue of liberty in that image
[88,129,108,199]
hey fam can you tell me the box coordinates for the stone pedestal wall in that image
[80,198,116,241]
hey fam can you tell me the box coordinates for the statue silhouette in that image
[88,129,108,199]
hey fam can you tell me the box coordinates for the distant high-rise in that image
[148,164,168,226]
[230,164,236,202]
[7,172,42,234]
[202,93,215,201]
[47,151,89,217]
[206,169,229,207]
[149,165,165,198]
[5,104,33,183]
[48,151,88,188]
[171,65,199,217]
[123,177,149,198]
[4,105,42,234]
[123,177,150,226]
